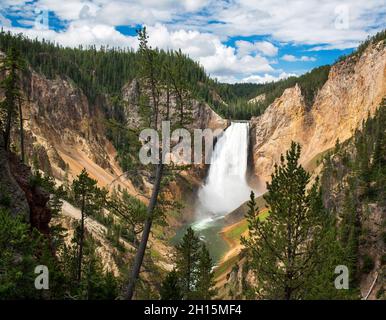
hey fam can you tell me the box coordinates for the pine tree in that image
[0,46,25,153]
[71,168,107,285]
[107,189,147,246]
[59,229,118,299]
[175,227,200,298]
[242,142,327,300]
[195,244,216,300]
[81,237,118,299]
[160,269,183,300]
[0,208,67,299]
[0,208,39,298]
[125,27,166,299]
[163,228,216,300]
[167,49,193,128]
[125,25,200,299]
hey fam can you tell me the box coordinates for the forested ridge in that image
[0,30,331,120]
[215,65,331,118]
[0,30,214,109]
[320,100,386,299]
[2,29,383,120]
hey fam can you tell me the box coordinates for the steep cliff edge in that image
[19,70,138,193]
[14,69,225,198]
[251,41,386,185]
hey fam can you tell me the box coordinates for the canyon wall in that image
[251,41,386,185]
[11,70,226,198]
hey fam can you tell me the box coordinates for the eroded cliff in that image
[251,41,386,185]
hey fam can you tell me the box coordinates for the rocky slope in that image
[251,41,386,185]
[12,68,225,199]
[248,93,266,105]
[121,78,227,132]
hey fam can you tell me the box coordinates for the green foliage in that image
[320,100,386,297]
[0,29,384,131]
[214,65,331,119]
[0,29,209,107]
[70,169,108,285]
[0,167,119,300]
[160,269,183,300]
[361,255,374,274]
[175,227,201,298]
[0,183,11,207]
[0,44,25,150]
[0,29,331,125]
[0,208,38,298]
[167,227,216,300]
[107,189,147,245]
[78,236,119,299]
[71,169,107,215]
[58,223,119,299]
[105,118,142,175]
[195,245,216,300]
[242,142,331,300]
[0,208,67,299]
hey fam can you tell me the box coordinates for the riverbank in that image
[214,208,269,295]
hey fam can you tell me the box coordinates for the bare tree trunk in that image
[4,109,12,152]
[18,98,25,163]
[166,85,170,120]
[125,162,164,299]
[77,195,86,284]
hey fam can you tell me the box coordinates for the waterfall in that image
[195,122,251,226]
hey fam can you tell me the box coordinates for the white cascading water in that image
[194,122,251,229]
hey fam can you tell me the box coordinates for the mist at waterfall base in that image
[171,123,252,262]
[194,122,251,230]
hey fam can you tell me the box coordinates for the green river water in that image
[170,217,230,264]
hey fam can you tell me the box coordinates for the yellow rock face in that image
[250,42,386,185]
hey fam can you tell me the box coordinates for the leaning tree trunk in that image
[77,195,86,284]
[18,98,25,163]
[125,162,164,299]
[4,107,12,152]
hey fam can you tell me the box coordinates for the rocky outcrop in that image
[25,71,112,171]
[0,131,51,234]
[192,99,228,131]
[248,93,266,105]
[121,79,141,128]
[251,41,386,184]
[121,78,227,132]
[0,136,29,219]
[6,69,140,196]
[8,152,52,235]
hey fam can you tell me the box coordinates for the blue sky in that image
[0,0,384,83]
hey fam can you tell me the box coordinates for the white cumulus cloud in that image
[236,40,278,57]
[281,54,317,62]
[146,24,274,80]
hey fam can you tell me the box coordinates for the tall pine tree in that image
[195,245,216,300]
[71,168,107,285]
[242,142,328,299]
[172,227,216,299]
[0,46,25,153]
[175,227,200,298]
